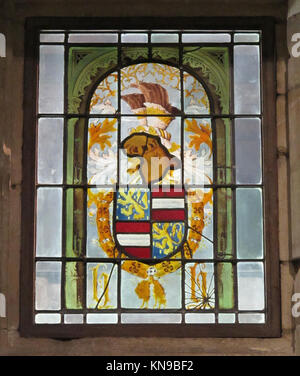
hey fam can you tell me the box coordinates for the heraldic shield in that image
[114,185,187,262]
[112,78,188,262]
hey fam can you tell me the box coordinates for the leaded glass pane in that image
[237,262,265,310]
[235,118,262,184]
[182,33,231,43]
[34,28,266,331]
[35,262,61,310]
[40,33,65,43]
[234,45,261,114]
[68,33,118,43]
[151,34,179,43]
[38,45,64,114]
[36,188,62,257]
[236,188,264,259]
[37,118,63,184]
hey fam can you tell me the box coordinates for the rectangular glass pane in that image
[87,263,118,309]
[216,188,233,259]
[182,33,231,43]
[89,72,118,114]
[218,313,236,324]
[66,118,85,185]
[238,313,265,323]
[121,261,181,309]
[36,188,62,257]
[68,33,118,43]
[237,262,265,310]
[234,45,260,114]
[35,261,61,310]
[87,188,115,258]
[183,47,230,114]
[184,119,213,185]
[186,188,213,259]
[87,118,118,185]
[185,313,215,323]
[35,313,61,324]
[65,262,84,309]
[66,188,85,258]
[68,46,118,114]
[185,263,215,310]
[37,118,63,184]
[217,263,235,309]
[121,46,149,65]
[121,63,180,114]
[235,118,262,184]
[236,188,263,259]
[39,45,64,114]
[121,314,182,324]
[152,46,179,63]
[184,74,210,115]
[234,33,260,43]
[120,116,181,186]
[64,314,84,324]
[121,33,148,43]
[216,119,232,184]
[87,313,118,324]
[151,34,179,43]
[40,33,65,43]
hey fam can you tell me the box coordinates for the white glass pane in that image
[36,188,62,257]
[35,313,61,324]
[238,313,265,323]
[68,33,118,43]
[87,313,118,324]
[237,262,265,310]
[37,118,64,184]
[121,313,182,324]
[182,33,231,43]
[64,314,84,324]
[185,313,215,323]
[40,33,65,43]
[234,33,260,43]
[151,34,179,43]
[121,33,148,43]
[236,188,263,259]
[234,45,261,114]
[218,313,236,324]
[38,45,64,114]
[35,262,61,310]
[235,118,262,184]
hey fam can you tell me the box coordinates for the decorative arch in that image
[67,46,229,116]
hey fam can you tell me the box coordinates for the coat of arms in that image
[87,63,213,309]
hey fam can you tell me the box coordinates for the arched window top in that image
[89,63,210,116]
[87,62,213,187]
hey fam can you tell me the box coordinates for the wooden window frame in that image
[20,16,280,338]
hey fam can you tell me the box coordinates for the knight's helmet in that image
[121,81,180,146]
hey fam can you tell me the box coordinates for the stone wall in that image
[0,0,298,355]
[288,0,300,356]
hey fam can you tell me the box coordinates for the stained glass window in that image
[22,20,279,337]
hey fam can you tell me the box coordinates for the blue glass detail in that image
[116,188,150,221]
[152,222,185,259]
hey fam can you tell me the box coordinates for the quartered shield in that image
[114,186,187,262]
